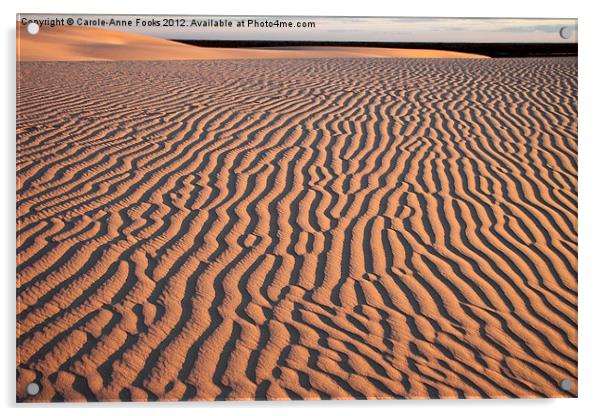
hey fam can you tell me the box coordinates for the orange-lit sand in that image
[17,24,488,61]
[16,38,576,402]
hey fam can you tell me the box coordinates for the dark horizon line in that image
[171,39,577,58]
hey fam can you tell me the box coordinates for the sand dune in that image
[16,57,577,402]
[17,24,488,61]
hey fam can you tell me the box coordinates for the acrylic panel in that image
[16,14,578,402]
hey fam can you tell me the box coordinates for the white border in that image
[2,1,600,415]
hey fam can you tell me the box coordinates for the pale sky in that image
[18,15,578,43]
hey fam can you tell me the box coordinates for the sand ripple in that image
[16,57,577,401]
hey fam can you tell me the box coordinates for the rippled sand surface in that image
[17,57,577,401]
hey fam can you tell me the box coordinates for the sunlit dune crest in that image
[17,24,489,61]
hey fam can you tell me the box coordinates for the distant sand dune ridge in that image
[16,24,488,61]
[17,57,577,401]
